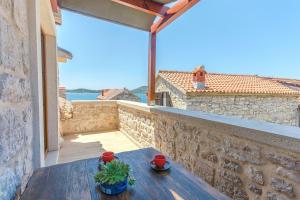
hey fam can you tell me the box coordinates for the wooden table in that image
[21,148,229,200]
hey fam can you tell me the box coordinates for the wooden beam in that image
[148,32,156,105]
[166,0,189,15]
[112,0,169,17]
[151,0,199,33]
[50,0,59,12]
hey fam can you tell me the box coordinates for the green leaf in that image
[94,160,135,185]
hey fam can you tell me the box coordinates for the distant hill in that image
[131,86,147,94]
[67,88,100,93]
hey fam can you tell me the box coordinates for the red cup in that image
[102,151,115,163]
[152,154,166,168]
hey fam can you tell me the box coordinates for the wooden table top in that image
[21,148,229,200]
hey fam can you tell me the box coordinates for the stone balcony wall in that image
[117,101,300,200]
[118,102,155,148]
[60,100,119,135]
[60,100,300,200]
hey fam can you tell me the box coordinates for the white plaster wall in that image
[44,35,59,151]
[28,0,45,169]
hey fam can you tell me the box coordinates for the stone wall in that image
[117,101,300,200]
[156,77,187,109]
[60,101,119,135]
[156,78,300,126]
[186,95,299,126]
[0,1,33,199]
[118,101,155,147]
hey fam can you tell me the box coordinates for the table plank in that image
[65,160,91,200]
[21,148,230,200]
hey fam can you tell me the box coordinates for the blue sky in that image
[57,0,300,90]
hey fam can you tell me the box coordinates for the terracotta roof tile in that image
[158,71,300,96]
[97,89,125,100]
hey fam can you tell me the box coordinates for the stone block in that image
[0,106,32,164]
[0,16,24,71]
[216,178,235,198]
[276,167,300,183]
[13,0,28,34]
[246,167,264,185]
[201,151,218,163]
[216,173,248,200]
[248,183,262,195]
[219,170,243,186]
[270,177,295,198]
[233,187,249,200]
[266,153,300,171]
[266,192,289,200]
[0,0,12,20]
[222,141,263,165]
[0,168,18,200]
[194,160,215,185]
[0,73,31,103]
[59,98,73,120]
[221,158,241,172]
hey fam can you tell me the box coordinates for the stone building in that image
[1,1,300,200]
[156,67,300,126]
[97,88,140,102]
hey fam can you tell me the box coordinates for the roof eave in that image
[157,74,188,95]
[186,91,300,97]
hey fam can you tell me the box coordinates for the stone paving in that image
[59,130,141,164]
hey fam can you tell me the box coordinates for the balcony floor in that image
[59,130,141,164]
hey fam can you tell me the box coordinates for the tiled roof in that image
[97,89,125,100]
[264,77,300,89]
[158,71,300,96]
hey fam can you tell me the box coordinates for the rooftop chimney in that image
[101,89,108,97]
[192,66,206,89]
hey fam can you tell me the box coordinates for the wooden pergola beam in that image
[151,0,199,33]
[148,32,156,105]
[50,0,59,12]
[112,0,169,17]
[147,0,199,104]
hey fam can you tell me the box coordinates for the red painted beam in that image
[166,0,189,15]
[50,0,59,12]
[151,0,199,33]
[112,0,169,17]
[148,32,156,105]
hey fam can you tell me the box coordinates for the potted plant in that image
[94,160,135,195]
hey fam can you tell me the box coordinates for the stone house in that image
[156,67,300,126]
[97,88,140,102]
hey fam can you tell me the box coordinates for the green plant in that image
[95,160,136,186]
